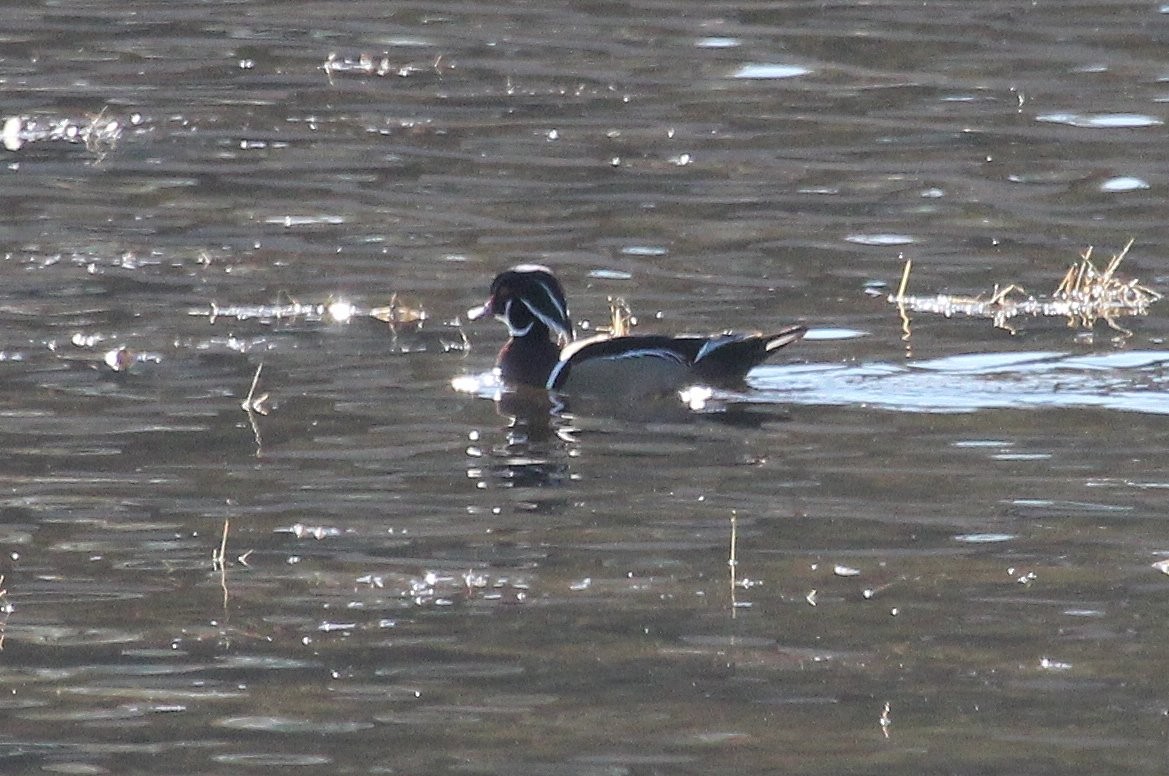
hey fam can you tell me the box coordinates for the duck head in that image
[468,264,573,343]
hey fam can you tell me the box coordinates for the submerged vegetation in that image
[890,240,1161,336]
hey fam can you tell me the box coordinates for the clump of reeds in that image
[605,297,635,337]
[889,239,1161,335]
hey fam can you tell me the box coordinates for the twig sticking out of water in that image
[241,362,268,456]
[895,257,912,302]
[0,575,10,650]
[213,519,229,570]
[241,362,269,415]
[728,511,738,617]
[213,519,230,611]
[889,240,1161,335]
[895,257,913,347]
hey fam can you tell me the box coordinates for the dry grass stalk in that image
[605,296,635,337]
[889,240,1161,335]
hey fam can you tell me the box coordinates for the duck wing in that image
[547,325,805,394]
[547,334,696,394]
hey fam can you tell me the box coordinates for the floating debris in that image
[353,570,531,608]
[321,52,450,79]
[369,293,428,326]
[196,294,467,362]
[2,110,127,153]
[890,240,1161,335]
[102,346,137,373]
[280,523,343,540]
[64,332,162,374]
[196,294,427,328]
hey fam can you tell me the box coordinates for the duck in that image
[467,264,806,397]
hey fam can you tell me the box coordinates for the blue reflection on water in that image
[750,350,1169,415]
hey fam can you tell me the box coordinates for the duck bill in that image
[466,299,493,321]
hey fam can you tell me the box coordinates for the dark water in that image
[3,1,1169,773]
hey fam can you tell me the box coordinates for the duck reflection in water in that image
[467,386,575,490]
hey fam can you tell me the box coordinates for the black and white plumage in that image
[468,264,806,396]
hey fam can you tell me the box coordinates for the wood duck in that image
[468,264,806,396]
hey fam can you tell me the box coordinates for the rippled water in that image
[4,1,1169,773]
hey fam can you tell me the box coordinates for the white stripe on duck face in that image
[520,279,571,337]
[502,298,535,337]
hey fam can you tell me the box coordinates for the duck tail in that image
[692,324,807,384]
[764,324,807,352]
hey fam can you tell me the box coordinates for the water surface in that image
[3,1,1169,773]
